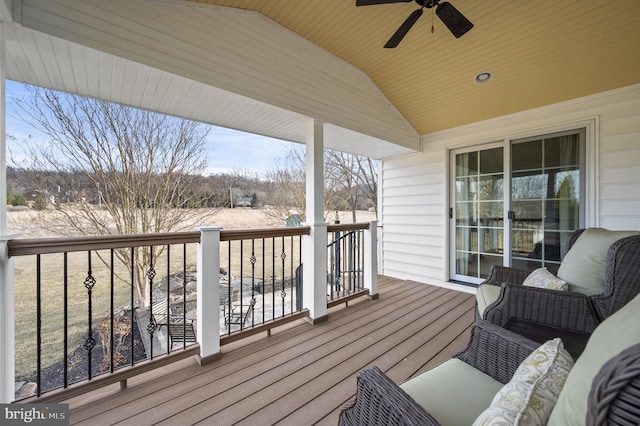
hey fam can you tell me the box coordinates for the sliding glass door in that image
[510,130,584,274]
[451,144,505,284]
[450,129,585,284]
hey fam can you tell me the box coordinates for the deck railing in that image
[8,232,201,399]
[327,223,366,302]
[5,221,377,402]
[219,227,308,335]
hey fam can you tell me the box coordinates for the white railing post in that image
[0,237,16,403]
[195,226,222,364]
[364,221,378,299]
[0,17,14,403]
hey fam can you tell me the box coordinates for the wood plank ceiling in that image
[193,0,640,135]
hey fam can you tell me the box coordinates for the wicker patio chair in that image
[339,321,538,426]
[478,228,640,357]
[339,302,640,426]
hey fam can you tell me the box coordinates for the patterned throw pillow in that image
[473,338,574,426]
[522,267,568,291]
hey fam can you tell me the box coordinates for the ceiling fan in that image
[356,0,473,48]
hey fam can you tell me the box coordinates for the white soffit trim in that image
[9,0,420,157]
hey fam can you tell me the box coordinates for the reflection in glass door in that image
[510,130,584,274]
[452,146,504,283]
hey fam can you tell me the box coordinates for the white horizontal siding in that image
[381,83,640,287]
[598,93,640,230]
[381,147,447,283]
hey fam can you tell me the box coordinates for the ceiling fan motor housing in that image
[420,0,439,8]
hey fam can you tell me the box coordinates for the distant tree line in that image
[6,163,376,214]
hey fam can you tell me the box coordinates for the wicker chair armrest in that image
[592,235,640,320]
[483,284,599,334]
[587,343,640,425]
[339,366,440,426]
[481,266,531,286]
[454,320,539,384]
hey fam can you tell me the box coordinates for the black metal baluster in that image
[298,235,302,313]
[358,230,363,290]
[249,240,256,327]
[182,244,187,349]
[130,247,135,363]
[261,238,266,324]
[110,250,115,372]
[239,240,244,330]
[289,236,294,314]
[84,251,97,380]
[280,236,286,318]
[272,237,276,321]
[166,245,175,350]
[146,246,157,357]
[336,235,340,299]
[227,241,232,335]
[63,253,68,388]
[348,231,354,294]
[36,254,42,396]
[327,238,333,300]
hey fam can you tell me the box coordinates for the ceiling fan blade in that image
[356,0,412,6]
[435,2,473,38]
[384,8,423,48]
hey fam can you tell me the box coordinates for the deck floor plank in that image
[217,290,466,425]
[71,280,417,424]
[155,286,449,425]
[66,277,475,426]
[261,293,475,426]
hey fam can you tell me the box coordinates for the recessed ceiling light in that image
[474,71,494,85]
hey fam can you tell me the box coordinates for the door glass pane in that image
[479,175,503,200]
[511,131,582,273]
[512,140,542,171]
[545,136,579,168]
[454,146,503,281]
[480,148,503,174]
[456,151,478,176]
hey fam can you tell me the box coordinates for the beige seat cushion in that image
[476,284,503,318]
[400,358,504,425]
[556,228,639,295]
[548,292,640,425]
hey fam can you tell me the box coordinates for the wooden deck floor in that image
[65,276,476,425]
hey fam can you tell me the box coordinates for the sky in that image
[4,80,295,176]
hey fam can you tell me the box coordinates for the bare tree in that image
[14,86,216,306]
[325,150,378,222]
[355,156,378,217]
[263,146,307,225]
[264,145,378,224]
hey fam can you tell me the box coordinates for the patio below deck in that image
[65,276,475,425]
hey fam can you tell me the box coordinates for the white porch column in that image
[364,220,378,299]
[302,120,328,322]
[195,226,222,364]
[0,15,15,403]
[0,237,15,404]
